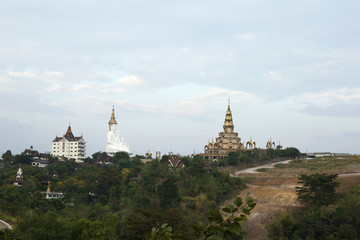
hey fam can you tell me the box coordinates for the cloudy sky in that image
[1,0,360,156]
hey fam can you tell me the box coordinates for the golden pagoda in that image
[199,99,245,160]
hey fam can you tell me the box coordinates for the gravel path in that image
[232,159,293,176]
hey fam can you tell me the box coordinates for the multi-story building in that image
[198,100,245,160]
[51,125,86,162]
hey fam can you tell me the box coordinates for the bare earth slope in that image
[230,157,360,240]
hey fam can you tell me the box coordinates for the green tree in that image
[296,173,339,206]
[113,151,130,161]
[1,150,13,164]
[194,196,255,239]
[14,154,32,165]
[227,152,239,166]
[281,147,300,158]
[266,213,294,240]
[150,196,256,240]
[91,151,102,160]
[158,178,180,209]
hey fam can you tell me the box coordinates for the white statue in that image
[105,107,130,155]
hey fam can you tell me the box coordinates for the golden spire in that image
[223,98,234,132]
[108,105,117,130]
[47,180,51,193]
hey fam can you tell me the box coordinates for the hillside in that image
[232,156,360,240]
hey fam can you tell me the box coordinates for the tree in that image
[149,196,256,240]
[193,196,256,239]
[14,153,32,165]
[266,213,294,240]
[296,173,339,206]
[281,147,300,158]
[91,151,102,160]
[113,151,130,160]
[227,152,239,166]
[1,150,13,164]
[158,178,180,209]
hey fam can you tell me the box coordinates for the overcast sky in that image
[1,0,360,156]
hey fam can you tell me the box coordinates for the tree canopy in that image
[296,173,339,206]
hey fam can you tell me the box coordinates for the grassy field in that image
[273,155,360,174]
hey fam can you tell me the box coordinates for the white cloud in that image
[45,83,62,92]
[197,89,260,104]
[70,84,91,91]
[117,75,141,86]
[299,88,360,107]
[0,76,11,84]
[236,33,256,40]
[8,71,36,78]
[167,100,205,116]
[101,87,124,94]
[264,71,284,83]
[44,71,64,77]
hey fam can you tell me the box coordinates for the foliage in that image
[1,150,13,161]
[193,196,256,239]
[158,178,180,209]
[147,223,182,240]
[148,196,256,240]
[296,173,339,206]
[0,150,247,239]
[227,152,239,166]
[267,184,360,239]
[265,213,294,240]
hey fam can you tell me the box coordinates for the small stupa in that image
[13,166,23,186]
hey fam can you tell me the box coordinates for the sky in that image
[1,0,360,156]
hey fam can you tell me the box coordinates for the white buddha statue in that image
[105,106,130,155]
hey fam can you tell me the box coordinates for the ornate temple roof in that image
[52,125,84,142]
[64,124,75,139]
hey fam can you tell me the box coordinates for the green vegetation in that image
[147,196,256,240]
[267,173,360,240]
[218,147,301,168]
[296,173,339,206]
[273,156,360,172]
[0,151,248,239]
[256,168,269,172]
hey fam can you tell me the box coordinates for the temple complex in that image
[199,99,282,160]
[105,106,130,156]
[198,99,245,160]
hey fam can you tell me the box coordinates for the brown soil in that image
[235,178,301,240]
[231,159,360,240]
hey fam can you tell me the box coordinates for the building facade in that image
[198,100,245,160]
[51,125,86,162]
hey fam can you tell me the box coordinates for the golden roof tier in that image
[223,98,234,132]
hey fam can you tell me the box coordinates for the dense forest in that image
[0,147,299,239]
